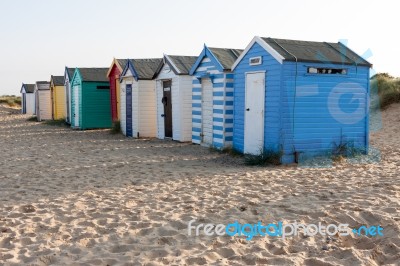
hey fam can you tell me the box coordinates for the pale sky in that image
[0,0,397,95]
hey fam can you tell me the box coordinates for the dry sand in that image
[0,104,399,265]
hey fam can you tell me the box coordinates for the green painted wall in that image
[81,81,112,129]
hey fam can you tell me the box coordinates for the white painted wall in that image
[37,90,52,121]
[25,93,35,115]
[136,80,156,138]
[120,78,127,136]
[64,74,71,123]
[155,63,192,142]
[179,75,193,142]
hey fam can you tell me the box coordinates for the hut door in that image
[162,80,172,138]
[22,94,26,113]
[201,78,213,145]
[73,86,80,127]
[244,72,265,154]
[126,84,133,137]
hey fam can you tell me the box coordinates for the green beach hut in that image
[70,67,112,129]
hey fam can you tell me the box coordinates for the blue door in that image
[126,84,133,137]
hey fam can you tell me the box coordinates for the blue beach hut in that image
[190,45,243,148]
[231,36,372,163]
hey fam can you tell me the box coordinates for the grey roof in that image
[166,55,197,75]
[66,67,75,78]
[130,58,163,80]
[261,37,371,66]
[78,68,109,82]
[209,48,244,70]
[22,84,35,93]
[36,81,50,85]
[51,75,64,86]
[116,59,129,71]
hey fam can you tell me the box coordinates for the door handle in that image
[246,108,250,111]
[161,114,165,117]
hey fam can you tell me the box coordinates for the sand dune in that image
[0,104,399,265]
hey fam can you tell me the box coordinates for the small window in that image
[308,67,347,75]
[249,56,262,66]
[97,86,110,90]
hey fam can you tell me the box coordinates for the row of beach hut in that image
[20,36,372,163]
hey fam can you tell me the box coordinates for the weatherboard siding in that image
[280,62,369,163]
[192,54,234,148]
[233,41,282,153]
[137,80,157,138]
[81,81,112,129]
[25,93,35,115]
[52,85,66,119]
[156,64,193,142]
[109,64,121,122]
[65,73,72,124]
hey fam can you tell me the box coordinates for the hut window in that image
[97,86,110,90]
[249,56,262,66]
[308,67,347,75]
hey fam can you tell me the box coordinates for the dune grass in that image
[370,73,400,110]
[0,95,21,107]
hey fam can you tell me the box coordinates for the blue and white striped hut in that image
[231,36,372,163]
[189,45,243,148]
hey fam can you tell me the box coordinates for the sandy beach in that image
[0,104,399,265]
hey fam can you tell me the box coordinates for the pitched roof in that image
[208,47,244,70]
[51,75,64,86]
[261,37,371,66]
[116,59,129,71]
[77,68,109,82]
[129,58,163,80]
[65,67,75,79]
[165,55,198,75]
[21,84,35,93]
[36,81,50,85]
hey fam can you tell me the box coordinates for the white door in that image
[201,78,213,146]
[244,72,265,154]
[73,86,80,128]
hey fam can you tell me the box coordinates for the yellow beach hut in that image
[50,75,66,120]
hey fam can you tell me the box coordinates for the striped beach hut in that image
[155,54,197,141]
[64,67,75,124]
[107,58,128,122]
[20,83,36,115]
[34,81,51,121]
[50,75,66,120]
[70,68,112,129]
[189,45,243,148]
[120,58,163,138]
[231,36,372,163]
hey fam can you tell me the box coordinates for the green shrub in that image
[110,121,121,134]
[244,149,282,166]
[370,73,400,110]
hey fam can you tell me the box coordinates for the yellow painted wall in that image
[52,85,66,119]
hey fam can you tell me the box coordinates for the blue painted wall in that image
[233,42,283,153]
[191,47,234,148]
[233,41,370,164]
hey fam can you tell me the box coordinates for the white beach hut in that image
[155,55,197,141]
[34,81,51,121]
[120,58,163,138]
[20,83,36,115]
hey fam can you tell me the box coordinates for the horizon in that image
[0,0,398,95]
